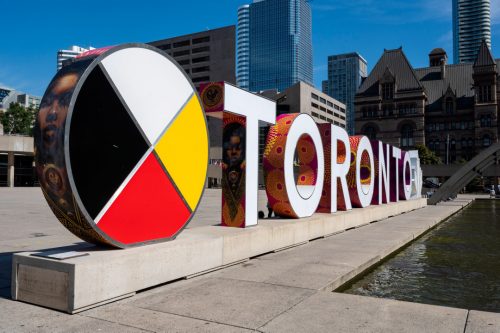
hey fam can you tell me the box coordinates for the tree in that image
[415,144,442,165]
[0,103,36,135]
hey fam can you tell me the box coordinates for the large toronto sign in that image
[35,44,422,248]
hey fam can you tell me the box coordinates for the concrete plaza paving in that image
[1,188,499,332]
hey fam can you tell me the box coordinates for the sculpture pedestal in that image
[12,198,426,313]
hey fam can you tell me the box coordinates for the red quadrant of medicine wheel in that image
[97,152,191,245]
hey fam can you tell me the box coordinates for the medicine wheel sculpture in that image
[34,44,209,248]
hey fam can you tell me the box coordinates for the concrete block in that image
[466,310,500,333]
[323,211,346,235]
[13,232,223,313]
[16,264,70,312]
[260,292,468,333]
[137,277,314,330]
[11,198,427,313]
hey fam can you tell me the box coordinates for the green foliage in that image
[0,103,36,135]
[415,144,442,165]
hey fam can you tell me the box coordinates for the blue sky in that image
[1,0,499,97]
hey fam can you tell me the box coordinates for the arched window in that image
[401,124,414,147]
[363,126,377,140]
[445,98,454,114]
[483,134,492,147]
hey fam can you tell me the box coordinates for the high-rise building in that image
[453,0,491,64]
[149,26,236,90]
[0,86,41,111]
[57,45,95,71]
[322,52,367,134]
[237,0,313,92]
[237,5,250,90]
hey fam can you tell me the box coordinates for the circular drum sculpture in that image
[34,44,209,248]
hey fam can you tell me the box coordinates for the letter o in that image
[263,114,324,218]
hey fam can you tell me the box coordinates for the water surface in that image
[343,200,500,312]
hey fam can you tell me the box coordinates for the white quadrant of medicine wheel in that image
[101,47,193,144]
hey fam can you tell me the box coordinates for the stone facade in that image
[355,42,499,163]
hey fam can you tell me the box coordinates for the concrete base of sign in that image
[12,198,426,313]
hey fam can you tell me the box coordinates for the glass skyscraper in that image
[322,52,367,135]
[453,0,491,64]
[236,0,313,92]
[237,5,250,90]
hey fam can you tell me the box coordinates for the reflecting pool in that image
[343,200,500,312]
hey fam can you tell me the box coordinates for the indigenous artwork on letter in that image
[263,114,319,218]
[221,113,247,227]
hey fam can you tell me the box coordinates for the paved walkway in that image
[0,189,498,332]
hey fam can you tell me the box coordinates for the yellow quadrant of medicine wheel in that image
[154,95,209,211]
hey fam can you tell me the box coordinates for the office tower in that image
[237,5,250,90]
[273,81,346,127]
[323,53,367,134]
[57,46,95,71]
[149,26,236,90]
[453,0,491,63]
[237,0,313,92]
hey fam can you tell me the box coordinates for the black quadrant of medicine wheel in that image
[69,64,150,220]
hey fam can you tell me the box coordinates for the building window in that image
[382,83,394,100]
[192,36,210,44]
[468,138,474,147]
[192,76,210,83]
[192,46,210,54]
[158,44,171,50]
[478,85,493,103]
[192,56,210,63]
[177,59,190,66]
[382,104,394,116]
[173,50,190,57]
[362,106,377,118]
[482,134,492,147]
[319,97,326,104]
[311,93,319,100]
[461,138,467,149]
[429,140,439,151]
[311,102,319,109]
[399,103,417,115]
[445,98,454,114]
[192,66,210,73]
[480,114,492,127]
[173,40,190,48]
[363,126,377,140]
[401,124,414,147]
